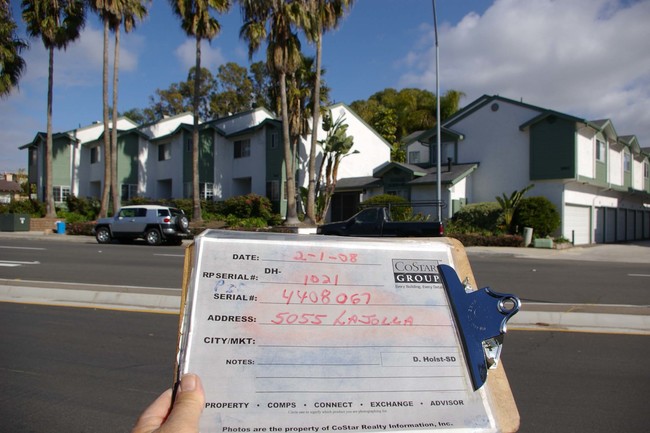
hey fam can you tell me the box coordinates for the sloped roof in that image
[334,176,383,191]
[407,163,479,186]
[0,179,21,192]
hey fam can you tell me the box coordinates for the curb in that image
[509,302,650,335]
[1,283,648,334]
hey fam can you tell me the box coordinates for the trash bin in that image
[523,227,533,247]
[0,214,30,232]
[55,221,66,235]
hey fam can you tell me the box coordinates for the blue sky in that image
[2,0,650,173]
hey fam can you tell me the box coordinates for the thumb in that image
[162,374,205,433]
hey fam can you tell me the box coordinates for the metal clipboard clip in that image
[438,264,521,391]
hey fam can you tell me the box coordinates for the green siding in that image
[529,117,576,180]
[52,137,71,185]
[265,127,284,214]
[117,134,139,184]
[183,130,214,184]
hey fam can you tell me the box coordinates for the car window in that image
[136,208,147,217]
[157,209,170,217]
[119,208,137,218]
[357,209,377,223]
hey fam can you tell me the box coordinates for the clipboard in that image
[175,230,520,432]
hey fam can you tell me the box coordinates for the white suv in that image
[93,205,190,246]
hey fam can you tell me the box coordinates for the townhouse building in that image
[401,95,650,244]
[20,103,391,218]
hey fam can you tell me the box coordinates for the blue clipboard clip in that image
[438,264,521,391]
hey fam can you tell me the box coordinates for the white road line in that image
[628,274,650,277]
[0,260,40,266]
[0,264,20,267]
[0,246,46,250]
[153,253,185,257]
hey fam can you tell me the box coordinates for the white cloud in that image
[399,0,650,145]
[174,39,227,72]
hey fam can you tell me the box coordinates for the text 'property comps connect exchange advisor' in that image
[176,230,499,433]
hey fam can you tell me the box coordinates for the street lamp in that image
[432,0,442,222]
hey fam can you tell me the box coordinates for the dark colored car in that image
[317,207,444,237]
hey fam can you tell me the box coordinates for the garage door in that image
[564,205,591,245]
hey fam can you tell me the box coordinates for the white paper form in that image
[178,230,497,433]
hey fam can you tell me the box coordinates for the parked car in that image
[317,207,444,237]
[93,205,190,246]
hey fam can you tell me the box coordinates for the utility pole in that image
[432,0,442,222]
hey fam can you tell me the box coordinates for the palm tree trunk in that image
[45,46,56,218]
[99,20,111,218]
[111,27,120,211]
[192,35,202,222]
[306,29,323,224]
[280,71,299,225]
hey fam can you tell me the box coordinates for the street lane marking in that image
[0,260,40,267]
[628,274,650,277]
[153,253,185,257]
[0,246,46,250]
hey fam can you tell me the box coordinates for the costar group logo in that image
[392,259,441,284]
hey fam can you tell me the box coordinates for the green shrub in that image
[451,202,502,233]
[65,195,100,220]
[222,194,274,220]
[0,199,45,217]
[513,196,560,237]
[66,221,95,236]
[449,233,524,247]
[361,194,412,221]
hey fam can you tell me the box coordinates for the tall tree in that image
[303,0,353,224]
[0,0,28,98]
[22,0,86,218]
[89,0,116,218]
[211,62,253,117]
[109,1,148,213]
[239,0,309,225]
[169,0,231,223]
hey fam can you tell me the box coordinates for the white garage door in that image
[564,205,591,245]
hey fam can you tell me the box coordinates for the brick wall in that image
[30,217,60,233]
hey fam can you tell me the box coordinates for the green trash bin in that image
[0,214,30,232]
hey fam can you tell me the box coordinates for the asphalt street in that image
[1,231,648,334]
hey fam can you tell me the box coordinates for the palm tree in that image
[303,0,353,224]
[22,0,86,218]
[110,1,148,213]
[169,0,231,223]
[239,0,309,225]
[88,0,114,218]
[90,1,148,217]
[0,0,28,98]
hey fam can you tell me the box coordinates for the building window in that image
[270,133,278,149]
[186,138,192,153]
[158,142,171,161]
[409,151,421,164]
[266,180,280,201]
[596,140,606,162]
[53,186,70,203]
[234,139,251,158]
[90,146,99,164]
[624,150,631,172]
[200,183,214,200]
[644,161,649,179]
[121,184,137,201]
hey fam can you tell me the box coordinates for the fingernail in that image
[181,374,197,392]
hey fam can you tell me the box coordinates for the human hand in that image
[131,374,205,433]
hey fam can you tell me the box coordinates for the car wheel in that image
[177,215,190,233]
[95,227,112,244]
[145,228,162,246]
